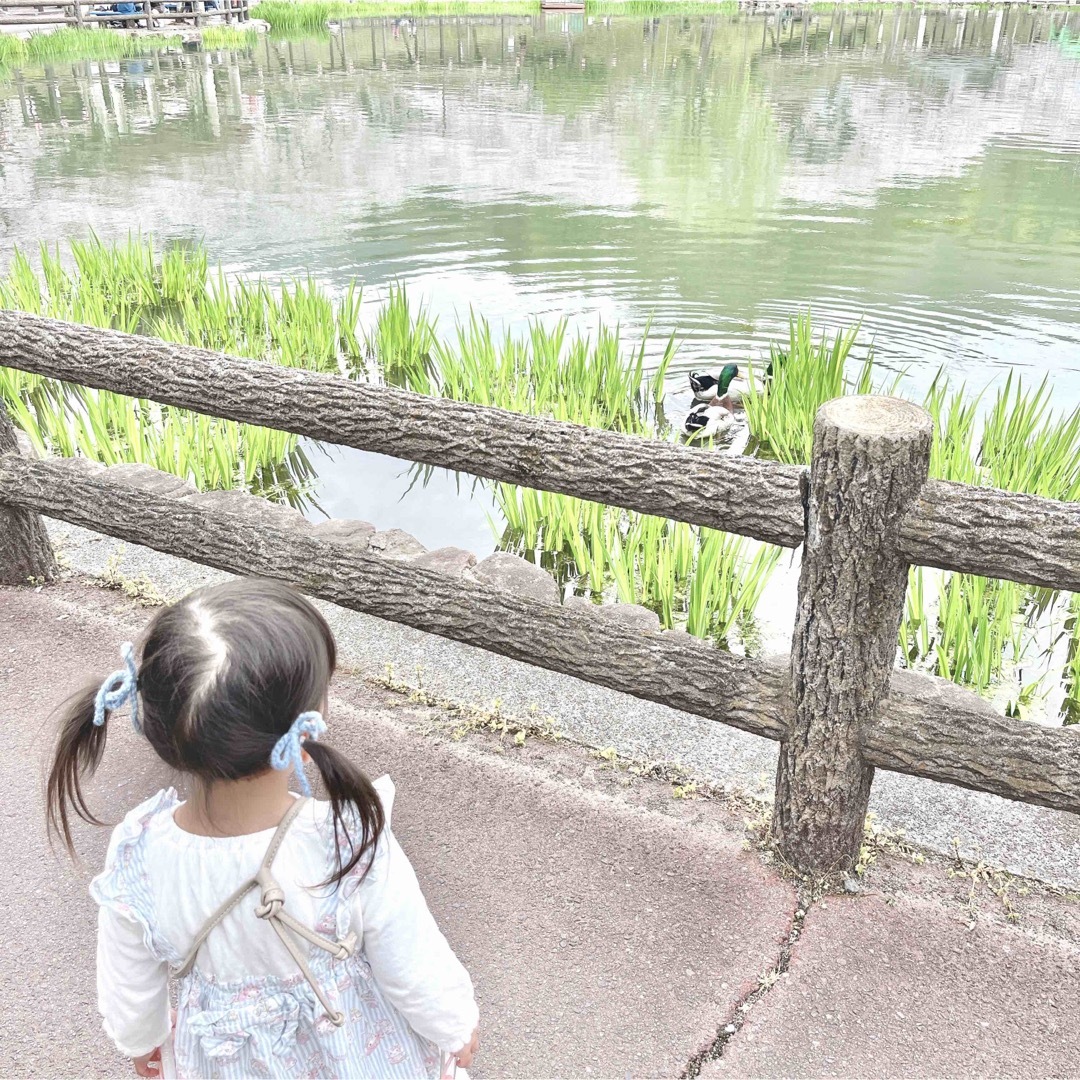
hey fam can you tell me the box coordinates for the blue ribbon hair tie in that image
[270,711,326,796]
[93,642,141,732]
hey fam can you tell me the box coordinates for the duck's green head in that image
[718,364,740,394]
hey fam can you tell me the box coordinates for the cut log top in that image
[1,450,1078,818]
[819,394,934,440]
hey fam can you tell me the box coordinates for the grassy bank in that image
[0,24,256,74]
[200,26,261,48]
[2,237,1078,721]
[249,0,539,31]
[247,0,745,33]
[0,27,180,70]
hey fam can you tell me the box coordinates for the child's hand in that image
[454,1027,480,1068]
[132,1047,162,1077]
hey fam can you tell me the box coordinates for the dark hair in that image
[45,578,384,887]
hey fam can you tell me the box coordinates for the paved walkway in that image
[2,580,1078,1079]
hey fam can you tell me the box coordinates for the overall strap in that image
[172,797,358,1028]
[172,797,308,981]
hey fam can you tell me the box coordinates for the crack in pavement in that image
[682,890,810,1078]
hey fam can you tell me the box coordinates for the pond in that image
[2,5,1080,716]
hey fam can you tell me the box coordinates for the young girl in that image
[47,578,480,1080]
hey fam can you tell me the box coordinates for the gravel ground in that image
[46,519,1080,890]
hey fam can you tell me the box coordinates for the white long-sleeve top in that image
[90,778,477,1078]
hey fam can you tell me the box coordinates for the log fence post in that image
[0,400,58,586]
[773,395,932,878]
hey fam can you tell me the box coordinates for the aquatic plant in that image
[423,313,766,643]
[0,237,323,507]
[0,27,179,70]
[365,283,437,392]
[5,237,1079,700]
[250,0,539,33]
[200,26,261,49]
[745,313,1080,708]
[342,277,768,643]
[915,372,1080,703]
[741,313,881,464]
[431,313,674,433]
[1061,594,1080,725]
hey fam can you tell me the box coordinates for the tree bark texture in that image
[0,311,807,548]
[871,669,1080,812]
[0,402,57,585]
[2,452,1077,815]
[774,396,933,877]
[899,479,1080,593]
[3,311,1078,592]
[0,454,791,742]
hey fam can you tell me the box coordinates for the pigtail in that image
[305,740,386,888]
[45,683,110,853]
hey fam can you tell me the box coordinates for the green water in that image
[2,6,1079,563]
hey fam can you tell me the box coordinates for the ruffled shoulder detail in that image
[89,788,183,965]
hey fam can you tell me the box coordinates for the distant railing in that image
[0,0,250,30]
[1,310,1078,879]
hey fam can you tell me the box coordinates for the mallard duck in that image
[689,364,748,407]
[764,344,789,382]
[682,398,735,439]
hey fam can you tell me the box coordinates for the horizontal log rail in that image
[1,452,1077,819]
[0,312,808,548]
[0,454,792,744]
[898,480,1080,593]
[1,311,1078,592]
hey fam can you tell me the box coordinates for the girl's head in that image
[47,578,383,885]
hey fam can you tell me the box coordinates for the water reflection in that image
[3,8,1077,399]
[1,6,1079,519]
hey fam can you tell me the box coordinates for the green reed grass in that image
[200,26,261,49]
[375,302,771,646]
[747,313,1080,710]
[1061,593,1080,725]
[6,238,1077,695]
[0,28,179,70]
[250,0,539,33]
[366,283,437,392]
[6,241,740,635]
[741,313,882,464]
[0,237,325,506]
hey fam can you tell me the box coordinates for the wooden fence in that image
[0,0,250,30]
[1,310,1078,877]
